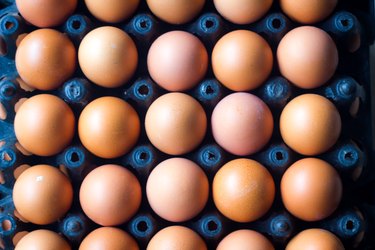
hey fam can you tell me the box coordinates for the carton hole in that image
[137,84,149,96]
[271,18,282,29]
[70,152,79,163]
[340,19,350,27]
[207,220,218,231]
[275,151,284,161]
[346,220,354,230]
[136,220,148,232]
[72,20,81,30]
[204,20,214,29]
[4,21,13,30]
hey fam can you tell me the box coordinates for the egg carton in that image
[0,0,375,249]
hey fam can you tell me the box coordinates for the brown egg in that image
[84,0,139,23]
[78,97,140,159]
[213,0,273,24]
[286,229,344,250]
[217,230,275,250]
[146,0,205,24]
[16,0,77,27]
[277,26,338,89]
[15,230,71,250]
[213,159,275,223]
[145,93,207,155]
[211,93,273,156]
[78,26,138,88]
[212,30,273,91]
[147,31,208,91]
[280,0,338,24]
[13,165,73,225]
[79,164,141,226]
[15,29,76,90]
[280,94,341,155]
[79,227,139,250]
[281,158,342,221]
[146,158,209,222]
[147,226,207,250]
[14,94,75,156]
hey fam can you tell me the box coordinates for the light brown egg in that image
[217,230,275,250]
[146,158,209,222]
[78,97,140,159]
[84,0,139,23]
[78,26,138,88]
[15,230,71,250]
[145,93,207,155]
[79,227,139,250]
[212,30,273,91]
[79,164,141,226]
[147,31,208,91]
[277,26,338,89]
[286,229,344,250]
[13,165,73,225]
[147,226,207,250]
[14,94,75,156]
[213,159,275,223]
[15,29,76,90]
[279,94,341,155]
[281,158,342,221]
[211,92,273,156]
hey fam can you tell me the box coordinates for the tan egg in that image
[78,26,138,88]
[14,94,75,156]
[286,229,344,250]
[146,0,205,24]
[145,93,207,155]
[281,158,342,221]
[146,158,209,222]
[217,230,275,250]
[15,230,71,250]
[211,92,273,156]
[84,0,139,23]
[213,159,275,223]
[13,165,73,225]
[213,0,273,24]
[15,29,76,90]
[79,227,139,250]
[280,94,341,155]
[147,226,207,250]
[78,97,140,159]
[147,31,208,91]
[277,26,338,89]
[79,165,142,226]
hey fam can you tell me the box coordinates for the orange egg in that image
[15,230,71,250]
[13,165,73,225]
[78,97,140,159]
[217,230,275,250]
[14,94,75,156]
[213,159,275,223]
[280,94,341,155]
[16,29,76,90]
[286,229,344,250]
[84,0,140,23]
[281,158,343,221]
[212,30,273,91]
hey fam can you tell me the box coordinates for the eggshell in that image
[217,230,275,250]
[279,94,341,155]
[281,158,343,221]
[286,229,344,250]
[15,230,71,250]
[84,0,139,23]
[213,159,275,223]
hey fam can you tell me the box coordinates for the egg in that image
[79,227,139,250]
[146,0,205,24]
[79,164,141,226]
[146,158,209,222]
[286,229,344,250]
[279,94,341,155]
[84,0,139,23]
[213,159,275,223]
[145,93,207,155]
[147,226,207,250]
[15,0,77,27]
[78,97,140,159]
[13,165,73,225]
[147,31,208,91]
[14,94,75,156]
[217,230,275,250]
[15,230,71,250]
[277,26,338,89]
[281,158,343,221]
[78,26,138,88]
[15,29,76,90]
[211,92,273,156]
[213,0,273,24]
